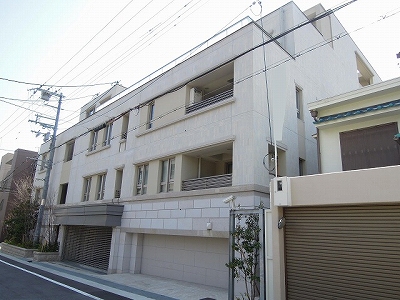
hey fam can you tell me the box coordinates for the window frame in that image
[82,177,92,202]
[147,102,155,129]
[295,86,303,120]
[86,106,95,118]
[89,130,99,151]
[114,169,123,198]
[121,113,129,140]
[136,164,149,195]
[97,174,106,200]
[160,158,175,193]
[64,140,75,162]
[103,123,113,146]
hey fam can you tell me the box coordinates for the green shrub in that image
[4,199,39,247]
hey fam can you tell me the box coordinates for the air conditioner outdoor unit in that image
[189,87,202,104]
[272,176,292,206]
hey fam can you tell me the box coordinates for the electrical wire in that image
[64,0,199,100]
[56,0,205,125]
[54,0,156,89]
[42,0,135,89]
[6,0,394,166]
[0,77,116,88]
[42,0,388,168]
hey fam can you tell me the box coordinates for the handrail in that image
[186,88,233,114]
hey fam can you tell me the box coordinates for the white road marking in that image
[0,259,103,300]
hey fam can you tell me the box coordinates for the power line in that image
[41,0,135,89]
[57,0,357,131]
[56,0,204,125]
[0,77,116,88]
[64,0,196,100]
[44,0,392,168]
[55,0,156,89]
[18,0,391,168]
[0,94,95,102]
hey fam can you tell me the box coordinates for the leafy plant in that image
[226,212,261,300]
[4,176,39,248]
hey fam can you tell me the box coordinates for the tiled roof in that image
[314,99,400,124]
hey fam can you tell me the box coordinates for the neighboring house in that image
[0,149,37,241]
[271,77,400,299]
[34,2,379,290]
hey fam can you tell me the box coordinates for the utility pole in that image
[33,89,63,245]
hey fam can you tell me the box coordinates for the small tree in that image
[39,195,59,252]
[226,212,261,300]
[4,176,39,247]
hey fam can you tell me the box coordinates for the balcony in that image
[182,173,232,191]
[185,88,233,114]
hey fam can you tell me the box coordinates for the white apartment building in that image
[34,2,379,290]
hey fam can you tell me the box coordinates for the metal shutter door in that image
[63,225,112,271]
[339,122,400,171]
[284,205,400,300]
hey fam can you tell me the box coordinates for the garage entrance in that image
[63,225,112,272]
[284,204,400,299]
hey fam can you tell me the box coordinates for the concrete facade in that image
[34,2,379,291]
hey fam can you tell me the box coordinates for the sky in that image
[0,0,399,159]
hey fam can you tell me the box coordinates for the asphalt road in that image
[0,256,131,300]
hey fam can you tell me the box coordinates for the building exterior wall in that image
[271,77,400,298]
[34,2,380,291]
[0,149,37,241]
[309,77,400,173]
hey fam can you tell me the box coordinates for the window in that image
[97,174,106,200]
[160,158,175,193]
[147,102,155,129]
[40,152,48,171]
[86,106,95,118]
[59,183,68,204]
[89,130,99,151]
[136,164,149,195]
[296,87,303,119]
[115,169,123,198]
[65,140,75,162]
[103,123,113,146]
[299,158,305,176]
[82,177,91,201]
[121,113,129,140]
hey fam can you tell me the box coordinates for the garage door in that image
[284,204,400,300]
[63,225,112,271]
[141,234,228,288]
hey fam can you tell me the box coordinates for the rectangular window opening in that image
[136,164,149,195]
[82,177,91,202]
[296,86,303,120]
[97,174,106,200]
[160,158,175,193]
[147,102,155,129]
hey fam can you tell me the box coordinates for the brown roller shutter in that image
[284,204,400,300]
[340,122,400,171]
[62,225,112,271]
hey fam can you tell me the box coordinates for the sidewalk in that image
[0,252,227,300]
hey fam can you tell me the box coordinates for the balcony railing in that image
[185,88,233,114]
[182,173,232,191]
